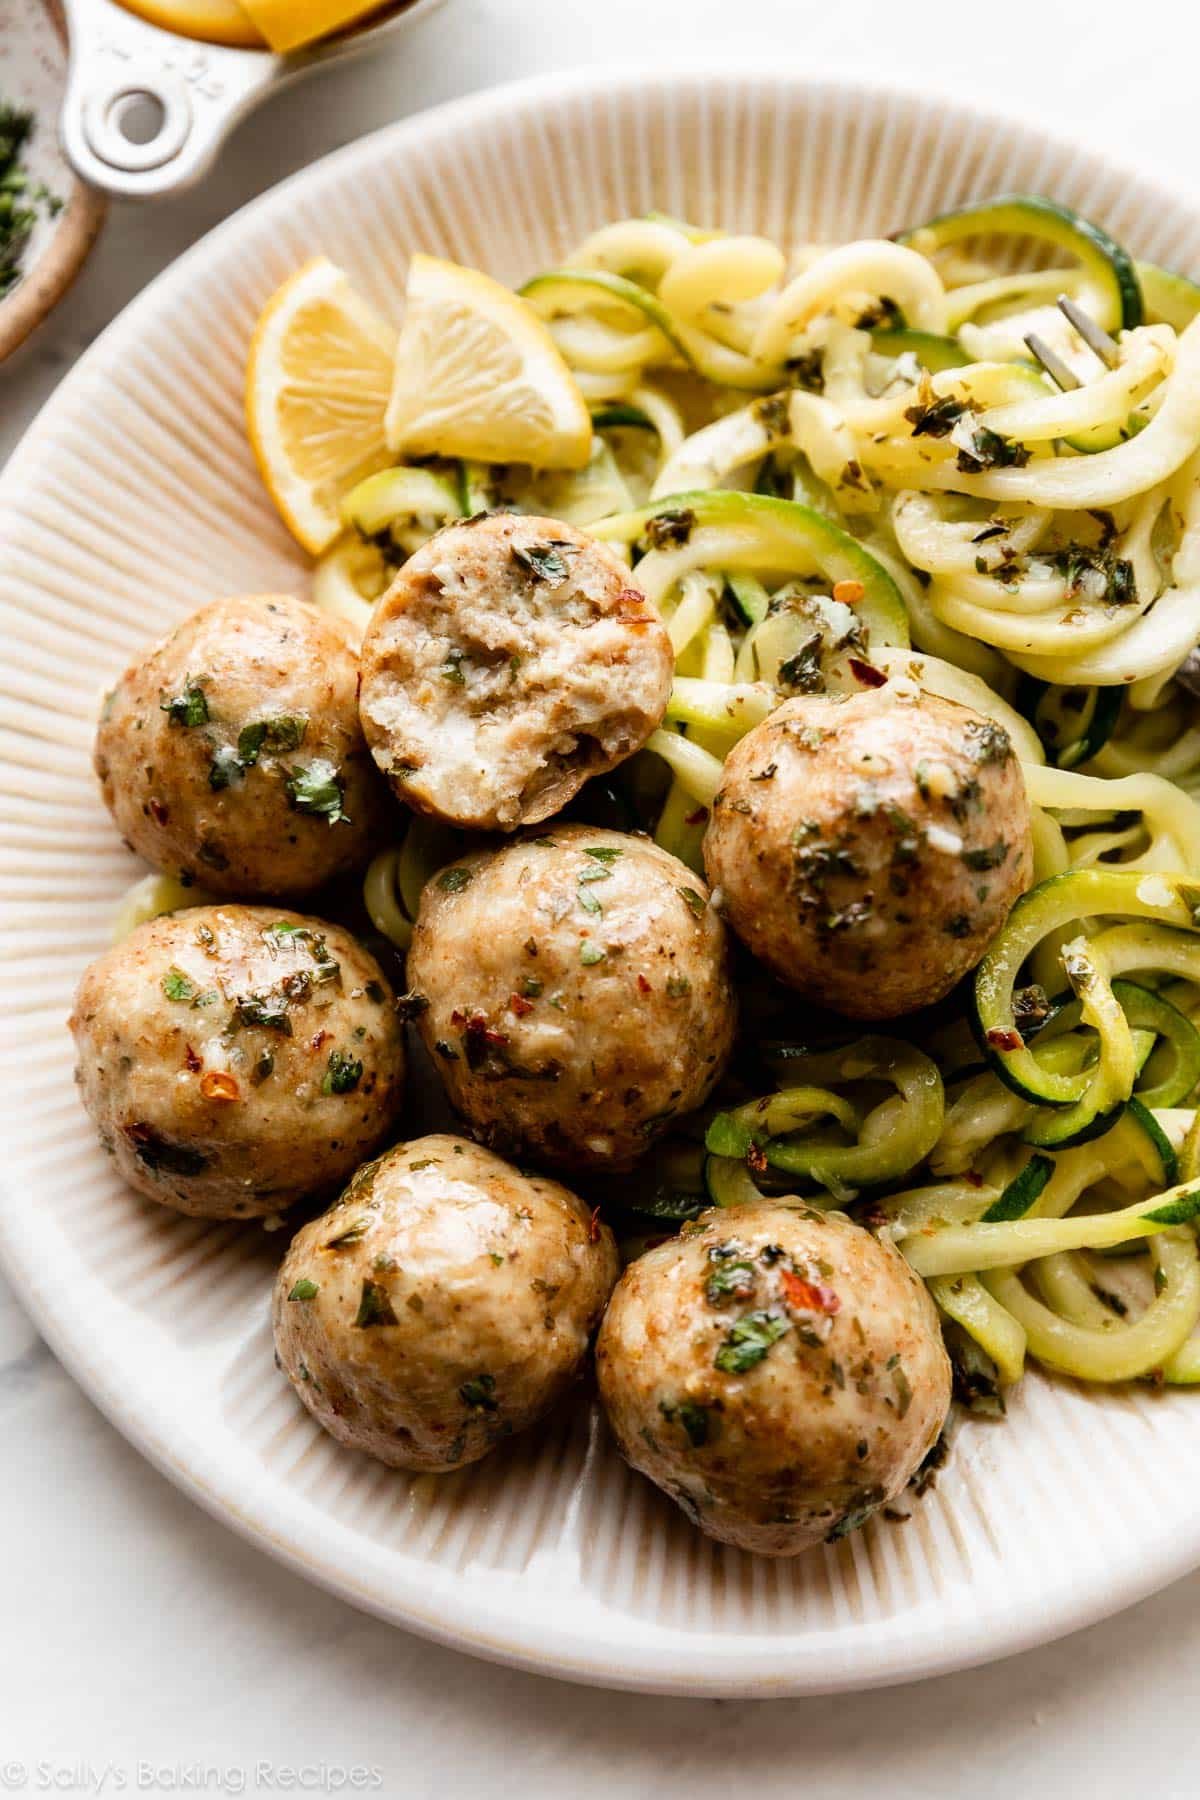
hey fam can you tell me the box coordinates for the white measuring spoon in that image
[58,0,448,198]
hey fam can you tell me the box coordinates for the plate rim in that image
[4,62,1200,1697]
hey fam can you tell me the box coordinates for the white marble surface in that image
[4,1,1200,1790]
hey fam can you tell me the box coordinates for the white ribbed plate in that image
[4,70,1200,1697]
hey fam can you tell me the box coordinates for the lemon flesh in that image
[237,0,390,51]
[246,256,396,555]
[113,0,266,47]
[385,253,592,470]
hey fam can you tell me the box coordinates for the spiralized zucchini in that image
[257,197,1200,1404]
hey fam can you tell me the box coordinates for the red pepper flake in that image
[613,587,651,625]
[746,1142,768,1176]
[848,657,887,688]
[148,798,169,825]
[985,1027,1023,1052]
[636,973,652,995]
[780,1267,841,1315]
[200,1070,239,1103]
[509,992,534,1017]
[684,807,709,827]
[183,1043,201,1073]
[589,1206,602,1243]
[832,579,865,605]
[450,1008,466,1027]
[964,1169,983,1188]
[464,1013,509,1049]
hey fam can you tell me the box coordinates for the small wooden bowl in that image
[0,0,107,364]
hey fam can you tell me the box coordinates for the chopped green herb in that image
[439,649,467,685]
[160,680,209,728]
[512,542,573,584]
[286,759,348,825]
[238,715,308,765]
[705,1259,757,1306]
[582,846,623,863]
[645,508,694,549]
[161,966,195,1003]
[714,1310,789,1374]
[322,1049,364,1095]
[666,974,692,998]
[460,1373,498,1410]
[438,867,472,893]
[579,941,606,966]
[577,883,604,916]
[678,886,707,919]
[661,1399,710,1447]
[354,1279,398,1328]
[288,1278,318,1302]
[208,745,244,791]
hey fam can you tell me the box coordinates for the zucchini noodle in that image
[290,195,1200,1404]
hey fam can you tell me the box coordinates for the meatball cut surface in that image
[704,685,1033,1019]
[358,513,674,830]
[273,1134,618,1471]
[597,1201,951,1556]
[70,905,405,1219]
[95,594,391,898]
[407,826,737,1171]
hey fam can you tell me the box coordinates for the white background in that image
[3,1,1198,1792]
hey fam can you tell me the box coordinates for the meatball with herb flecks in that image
[406,826,737,1171]
[69,904,405,1218]
[94,595,392,898]
[273,1134,618,1471]
[596,1200,951,1555]
[358,512,674,830]
[703,684,1033,1019]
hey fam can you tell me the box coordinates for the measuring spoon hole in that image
[110,90,167,147]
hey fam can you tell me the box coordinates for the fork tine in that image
[1057,293,1120,367]
[1024,331,1082,391]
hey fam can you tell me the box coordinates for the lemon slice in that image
[246,256,396,555]
[114,0,265,47]
[385,253,592,470]
[237,0,388,49]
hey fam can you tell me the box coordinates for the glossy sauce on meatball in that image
[703,684,1033,1018]
[358,513,674,830]
[406,826,737,1171]
[70,905,405,1218]
[597,1201,951,1555]
[95,594,391,897]
[273,1134,618,1471]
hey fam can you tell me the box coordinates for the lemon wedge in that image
[236,0,388,51]
[385,253,592,470]
[114,0,265,47]
[246,256,396,555]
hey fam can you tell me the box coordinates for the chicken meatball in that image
[70,904,405,1218]
[406,826,737,1171]
[704,684,1033,1019]
[95,595,391,898]
[358,513,674,830]
[596,1201,950,1555]
[273,1134,618,1471]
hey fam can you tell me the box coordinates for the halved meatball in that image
[358,513,674,830]
[69,904,405,1218]
[703,684,1033,1019]
[596,1200,951,1555]
[94,595,392,898]
[406,826,737,1171]
[273,1134,618,1471]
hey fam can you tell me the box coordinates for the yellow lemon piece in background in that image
[246,256,397,555]
[385,254,593,470]
[114,0,266,47]
[236,0,392,51]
